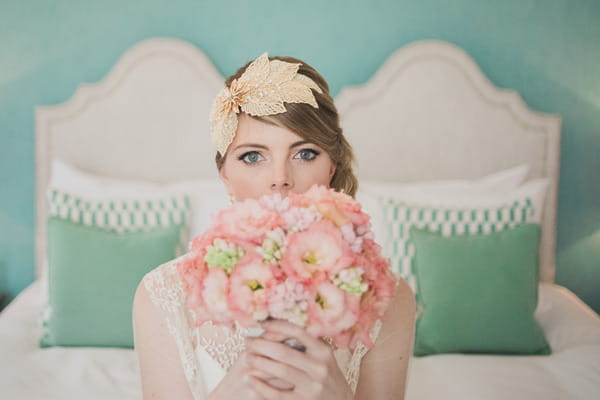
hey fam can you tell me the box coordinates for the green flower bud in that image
[334,267,369,295]
[204,239,244,275]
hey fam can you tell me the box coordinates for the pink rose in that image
[336,240,396,349]
[177,251,209,310]
[201,268,232,324]
[357,241,397,316]
[281,219,355,282]
[306,282,360,338]
[348,288,389,349]
[360,239,389,274]
[214,199,284,244]
[228,253,277,327]
[299,185,371,228]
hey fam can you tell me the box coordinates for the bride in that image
[133,53,415,399]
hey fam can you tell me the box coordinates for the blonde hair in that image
[214,56,358,198]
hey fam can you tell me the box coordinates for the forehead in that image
[233,114,304,147]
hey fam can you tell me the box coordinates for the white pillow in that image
[356,164,532,243]
[358,164,528,197]
[49,159,228,239]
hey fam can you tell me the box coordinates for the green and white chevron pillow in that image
[379,197,536,293]
[47,189,191,253]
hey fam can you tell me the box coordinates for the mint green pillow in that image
[41,217,181,348]
[378,197,535,295]
[411,223,551,357]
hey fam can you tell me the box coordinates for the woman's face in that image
[220,113,336,201]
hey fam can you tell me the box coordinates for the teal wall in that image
[1,1,599,311]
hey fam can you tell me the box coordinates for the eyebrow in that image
[232,140,311,152]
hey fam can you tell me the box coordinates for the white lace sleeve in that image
[142,257,207,399]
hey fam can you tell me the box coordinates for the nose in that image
[270,159,294,194]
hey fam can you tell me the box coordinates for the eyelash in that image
[295,148,320,161]
[238,151,263,164]
[238,148,320,164]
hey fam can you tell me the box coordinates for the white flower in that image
[283,205,322,232]
[259,192,291,212]
[340,224,364,253]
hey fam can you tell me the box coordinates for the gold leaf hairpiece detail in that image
[209,53,324,156]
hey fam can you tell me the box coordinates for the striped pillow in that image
[379,198,536,293]
[47,189,191,253]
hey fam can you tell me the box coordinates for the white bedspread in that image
[407,283,600,400]
[1,280,599,400]
[0,281,141,399]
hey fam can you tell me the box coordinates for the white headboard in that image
[336,40,560,283]
[35,38,224,277]
[36,38,561,283]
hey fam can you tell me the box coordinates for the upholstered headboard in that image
[35,38,561,282]
[336,40,560,283]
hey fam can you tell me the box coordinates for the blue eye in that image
[295,148,319,161]
[239,151,263,164]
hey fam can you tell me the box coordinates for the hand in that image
[208,351,266,400]
[207,324,301,400]
[244,319,354,400]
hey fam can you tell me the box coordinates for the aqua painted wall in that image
[1,1,599,311]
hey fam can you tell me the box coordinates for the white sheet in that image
[1,280,599,399]
[406,284,600,400]
[0,280,140,399]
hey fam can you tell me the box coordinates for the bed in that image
[1,37,599,399]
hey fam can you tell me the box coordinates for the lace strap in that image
[143,258,208,399]
[343,320,383,393]
[196,321,249,371]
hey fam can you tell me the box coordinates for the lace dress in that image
[142,255,381,399]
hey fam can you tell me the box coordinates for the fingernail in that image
[247,326,264,337]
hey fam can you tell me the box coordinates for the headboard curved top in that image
[36,38,561,283]
[36,37,224,185]
[336,39,560,283]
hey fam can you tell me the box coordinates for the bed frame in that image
[35,38,561,283]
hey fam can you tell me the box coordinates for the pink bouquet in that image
[177,184,397,349]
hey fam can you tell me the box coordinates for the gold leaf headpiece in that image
[209,53,323,156]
